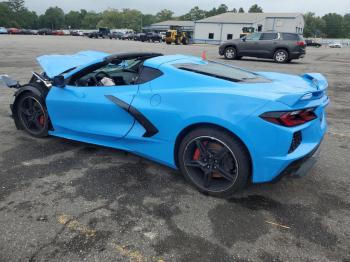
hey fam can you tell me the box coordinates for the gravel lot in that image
[0,35,349,262]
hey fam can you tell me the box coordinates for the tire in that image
[166,42,171,45]
[224,46,237,60]
[273,49,289,63]
[182,37,189,45]
[178,127,250,198]
[16,92,49,138]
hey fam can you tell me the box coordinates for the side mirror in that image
[53,75,65,88]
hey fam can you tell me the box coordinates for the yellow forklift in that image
[165,26,189,45]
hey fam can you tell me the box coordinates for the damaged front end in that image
[1,72,52,130]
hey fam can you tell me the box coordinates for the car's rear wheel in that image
[224,46,237,60]
[178,127,250,198]
[16,92,49,138]
[274,49,289,63]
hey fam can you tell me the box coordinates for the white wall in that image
[194,23,252,44]
[262,15,304,33]
[194,15,305,44]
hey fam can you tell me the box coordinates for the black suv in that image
[219,32,306,63]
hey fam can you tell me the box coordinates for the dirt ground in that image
[0,35,349,262]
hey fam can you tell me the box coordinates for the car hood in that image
[36,51,110,78]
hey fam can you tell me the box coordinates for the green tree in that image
[7,0,25,12]
[180,6,207,21]
[248,4,263,13]
[65,11,82,29]
[217,4,228,13]
[121,9,143,30]
[232,8,237,13]
[141,14,158,27]
[0,2,14,27]
[303,12,325,37]
[322,13,344,38]
[156,9,173,21]
[238,7,245,13]
[207,4,228,17]
[81,11,102,29]
[40,7,65,29]
[343,14,350,37]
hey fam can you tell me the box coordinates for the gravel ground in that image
[0,35,349,262]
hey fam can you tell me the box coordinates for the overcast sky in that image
[24,0,349,16]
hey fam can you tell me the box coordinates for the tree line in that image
[0,0,349,38]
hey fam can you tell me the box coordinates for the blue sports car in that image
[1,51,329,198]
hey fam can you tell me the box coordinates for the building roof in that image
[150,20,195,27]
[196,12,302,24]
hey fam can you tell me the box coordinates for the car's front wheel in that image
[16,92,49,138]
[178,127,250,198]
[224,46,237,60]
[274,49,289,63]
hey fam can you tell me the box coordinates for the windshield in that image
[175,61,262,82]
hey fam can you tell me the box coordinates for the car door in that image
[239,33,262,56]
[45,60,140,140]
[257,32,279,58]
[46,85,137,140]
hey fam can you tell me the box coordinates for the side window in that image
[260,33,278,40]
[208,33,214,39]
[282,33,299,40]
[137,66,163,84]
[227,34,233,40]
[245,33,261,41]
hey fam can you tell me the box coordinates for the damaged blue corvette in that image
[1,51,329,198]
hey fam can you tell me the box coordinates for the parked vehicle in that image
[88,27,110,38]
[134,33,147,41]
[109,31,123,39]
[121,33,135,40]
[219,32,306,63]
[37,29,53,35]
[165,30,189,45]
[0,51,328,198]
[7,28,20,34]
[329,42,342,48]
[18,29,35,35]
[305,39,322,47]
[0,27,8,34]
[146,32,162,42]
[70,30,84,36]
[53,30,65,36]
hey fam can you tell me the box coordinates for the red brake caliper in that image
[193,148,200,160]
[38,115,45,126]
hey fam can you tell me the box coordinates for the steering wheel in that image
[92,71,112,86]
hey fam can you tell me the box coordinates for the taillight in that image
[260,108,317,127]
[297,41,305,47]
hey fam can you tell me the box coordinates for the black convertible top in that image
[104,52,163,63]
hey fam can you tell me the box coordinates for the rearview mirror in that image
[53,75,65,88]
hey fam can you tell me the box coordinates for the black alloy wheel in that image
[178,127,250,198]
[17,93,49,137]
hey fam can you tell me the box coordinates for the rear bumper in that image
[290,49,306,59]
[270,141,321,183]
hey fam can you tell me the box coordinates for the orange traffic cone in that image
[201,51,207,60]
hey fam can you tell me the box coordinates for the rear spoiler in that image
[277,73,329,107]
[0,75,20,88]
[301,73,328,92]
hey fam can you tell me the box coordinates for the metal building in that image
[194,13,305,44]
